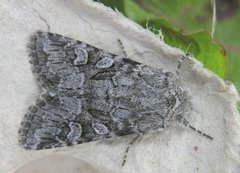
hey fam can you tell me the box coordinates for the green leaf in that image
[124,0,155,21]
[131,0,212,32]
[139,18,227,79]
[93,0,125,13]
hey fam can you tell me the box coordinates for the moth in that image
[18,31,212,164]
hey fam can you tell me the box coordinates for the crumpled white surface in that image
[0,0,240,173]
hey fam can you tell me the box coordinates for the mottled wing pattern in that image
[18,32,191,150]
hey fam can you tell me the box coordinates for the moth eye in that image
[165,72,172,77]
[167,97,176,109]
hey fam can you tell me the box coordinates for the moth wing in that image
[28,32,97,89]
[19,32,188,150]
[19,92,84,149]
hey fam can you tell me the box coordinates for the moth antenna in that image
[122,134,141,166]
[118,39,127,58]
[188,124,213,140]
[176,115,213,140]
[175,53,190,76]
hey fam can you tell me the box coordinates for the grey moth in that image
[18,31,212,152]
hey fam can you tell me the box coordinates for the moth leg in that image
[122,133,141,166]
[175,114,213,140]
[118,39,127,57]
[175,53,190,76]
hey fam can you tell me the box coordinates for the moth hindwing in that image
[19,31,203,150]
